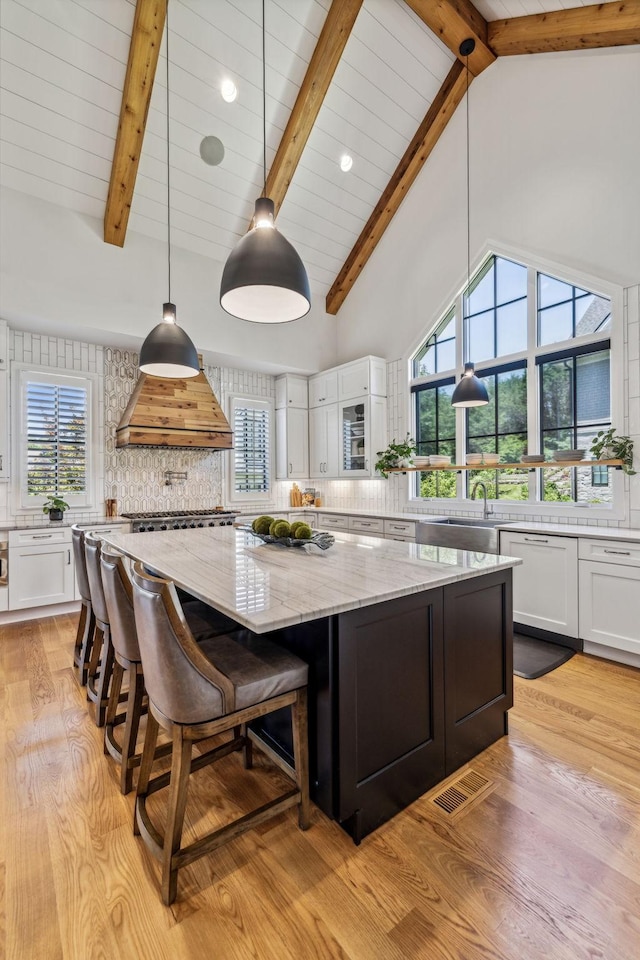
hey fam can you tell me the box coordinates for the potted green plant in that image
[375,435,416,478]
[590,428,636,475]
[42,495,70,521]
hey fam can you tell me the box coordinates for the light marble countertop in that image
[102,526,520,634]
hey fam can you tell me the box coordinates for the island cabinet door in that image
[337,588,445,842]
[442,570,514,776]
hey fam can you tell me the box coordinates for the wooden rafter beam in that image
[488,0,640,56]
[403,0,495,76]
[104,0,167,247]
[326,61,469,316]
[254,0,364,225]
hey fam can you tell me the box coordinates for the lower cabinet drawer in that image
[349,516,384,536]
[317,514,349,531]
[384,520,416,538]
[578,538,640,567]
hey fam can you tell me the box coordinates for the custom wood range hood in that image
[116,358,233,449]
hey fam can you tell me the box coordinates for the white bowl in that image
[466,453,483,464]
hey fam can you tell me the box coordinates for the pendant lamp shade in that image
[220,0,310,324]
[138,7,199,379]
[220,198,310,323]
[139,303,200,379]
[451,362,489,407]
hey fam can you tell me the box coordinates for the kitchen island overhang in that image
[101,526,521,841]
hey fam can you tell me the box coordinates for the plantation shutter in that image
[232,398,271,496]
[23,374,89,500]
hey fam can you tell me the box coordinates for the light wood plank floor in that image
[2,613,640,960]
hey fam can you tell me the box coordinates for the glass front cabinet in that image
[339,395,387,478]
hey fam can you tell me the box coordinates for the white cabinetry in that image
[275,375,308,410]
[499,531,579,638]
[9,527,75,609]
[275,374,309,480]
[276,407,309,479]
[384,519,416,541]
[309,371,338,408]
[0,319,8,480]
[309,404,339,478]
[317,513,349,531]
[338,357,386,402]
[579,538,640,664]
[339,395,387,478]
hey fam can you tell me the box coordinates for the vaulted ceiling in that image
[1,0,638,318]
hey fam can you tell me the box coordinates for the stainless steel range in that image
[121,509,238,533]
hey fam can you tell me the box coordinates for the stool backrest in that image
[71,525,91,602]
[84,532,109,627]
[100,544,140,664]
[132,563,235,723]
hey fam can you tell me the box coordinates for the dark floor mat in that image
[513,633,575,679]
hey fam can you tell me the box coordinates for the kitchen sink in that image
[417,517,501,553]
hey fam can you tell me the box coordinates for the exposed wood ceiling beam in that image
[104,0,167,247]
[403,0,495,76]
[488,0,640,56]
[326,61,469,316]
[253,0,364,226]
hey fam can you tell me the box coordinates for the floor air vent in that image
[432,769,492,818]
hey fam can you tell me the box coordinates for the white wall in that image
[0,187,338,375]
[335,48,640,363]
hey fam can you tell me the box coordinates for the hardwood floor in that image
[2,613,640,960]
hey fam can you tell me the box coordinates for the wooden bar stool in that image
[100,545,243,794]
[84,532,116,727]
[71,525,96,686]
[131,563,310,906]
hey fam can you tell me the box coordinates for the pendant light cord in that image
[465,46,470,306]
[262,0,267,195]
[166,3,172,304]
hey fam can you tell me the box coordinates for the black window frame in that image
[464,255,528,363]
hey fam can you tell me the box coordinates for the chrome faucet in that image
[470,480,490,519]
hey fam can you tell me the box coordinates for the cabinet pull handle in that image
[523,537,548,543]
[289,463,292,474]
[33,534,53,539]
[603,548,631,556]
[365,459,368,470]
[67,550,71,565]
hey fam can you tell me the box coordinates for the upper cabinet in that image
[309,371,338,408]
[275,375,308,410]
[0,320,8,480]
[337,357,387,402]
[275,374,309,480]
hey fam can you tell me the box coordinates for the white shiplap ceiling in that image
[0,0,619,306]
[0,0,458,299]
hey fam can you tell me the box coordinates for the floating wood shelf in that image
[386,459,623,473]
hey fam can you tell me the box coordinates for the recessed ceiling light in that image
[200,136,225,166]
[340,154,353,173]
[221,78,237,102]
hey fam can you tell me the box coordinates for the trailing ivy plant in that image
[375,435,416,479]
[590,428,636,475]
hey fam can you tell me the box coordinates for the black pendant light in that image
[451,39,488,409]
[139,3,199,379]
[220,0,310,324]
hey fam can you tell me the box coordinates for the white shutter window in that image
[229,396,274,501]
[15,366,97,510]
[26,380,88,497]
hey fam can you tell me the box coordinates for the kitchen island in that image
[102,525,520,841]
